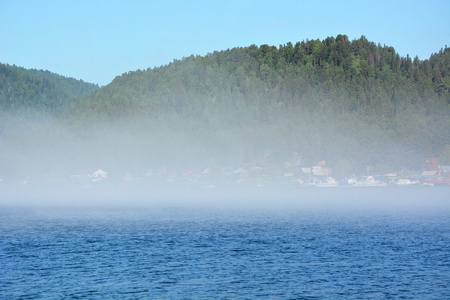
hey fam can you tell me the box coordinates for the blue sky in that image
[1,0,449,86]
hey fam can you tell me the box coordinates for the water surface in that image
[1,187,449,298]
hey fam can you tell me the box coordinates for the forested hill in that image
[62,35,450,173]
[0,63,99,117]
[2,35,450,179]
[71,35,450,122]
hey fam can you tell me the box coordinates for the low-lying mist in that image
[2,112,449,214]
[2,183,449,216]
[0,108,436,186]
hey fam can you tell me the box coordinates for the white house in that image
[92,169,107,179]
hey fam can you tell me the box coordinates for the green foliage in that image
[0,63,99,117]
[2,36,450,177]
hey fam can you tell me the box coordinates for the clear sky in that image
[1,0,449,86]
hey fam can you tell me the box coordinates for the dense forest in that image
[0,63,98,116]
[0,63,99,139]
[1,35,450,181]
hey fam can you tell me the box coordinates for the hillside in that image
[0,63,99,116]
[2,35,450,180]
[0,64,99,178]
[0,63,99,140]
[62,35,450,173]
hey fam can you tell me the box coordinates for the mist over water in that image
[2,40,450,298]
[1,186,449,299]
[2,184,449,213]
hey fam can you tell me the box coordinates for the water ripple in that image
[1,203,449,299]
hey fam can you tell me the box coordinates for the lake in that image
[1,186,449,298]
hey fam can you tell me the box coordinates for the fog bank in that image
[2,185,449,216]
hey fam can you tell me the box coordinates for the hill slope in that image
[2,35,450,180]
[0,64,99,178]
[0,63,99,138]
[62,35,450,172]
[0,63,99,117]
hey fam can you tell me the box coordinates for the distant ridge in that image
[0,62,99,117]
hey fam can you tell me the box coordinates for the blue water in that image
[1,187,449,299]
